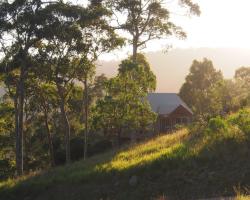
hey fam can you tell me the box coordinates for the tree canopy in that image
[106,0,200,61]
[179,58,224,120]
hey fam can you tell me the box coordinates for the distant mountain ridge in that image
[97,48,250,92]
[1,48,250,95]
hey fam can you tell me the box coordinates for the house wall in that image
[157,105,193,133]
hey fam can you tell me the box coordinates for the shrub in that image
[208,117,228,133]
[0,159,15,180]
[54,149,66,165]
[88,139,112,156]
[54,137,85,164]
[70,137,84,161]
[53,137,113,165]
[188,122,206,135]
[174,124,184,131]
[229,109,250,135]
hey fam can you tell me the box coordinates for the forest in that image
[0,1,250,199]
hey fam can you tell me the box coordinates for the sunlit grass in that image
[1,114,250,200]
[97,129,188,172]
[0,129,188,190]
[237,195,250,200]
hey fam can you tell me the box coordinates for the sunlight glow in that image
[100,0,250,60]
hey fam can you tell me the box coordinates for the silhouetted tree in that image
[106,0,200,62]
[179,58,224,120]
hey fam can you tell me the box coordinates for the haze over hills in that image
[97,47,250,92]
[1,48,250,95]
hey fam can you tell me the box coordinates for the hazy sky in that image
[171,0,250,49]
[97,0,250,92]
[100,0,250,60]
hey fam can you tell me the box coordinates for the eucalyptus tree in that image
[72,2,123,160]
[106,0,200,62]
[179,58,224,120]
[35,1,123,162]
[235,67,250,106]
[27,80,58,167]
[93,54,156,145]
[0,0,57,175]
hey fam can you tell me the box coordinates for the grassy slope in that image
[1,122,250,200]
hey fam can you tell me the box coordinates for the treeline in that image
[180,58,250,121]
[0,0,200,178]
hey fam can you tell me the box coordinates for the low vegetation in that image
[1,109,250,200]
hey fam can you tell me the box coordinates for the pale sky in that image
[97,0,250,92]
[100,0,250,60]
[171,0,250,49]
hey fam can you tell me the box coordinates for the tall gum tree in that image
[106,0,200,62]
[35,0,123,162]
[179,58,224,120]
[0,0,56,175]
[73,1,124,160]
[93,54,156,146]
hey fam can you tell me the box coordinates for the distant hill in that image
[1,48,250,94]
[1,109,250,200]
[97,48,250,92]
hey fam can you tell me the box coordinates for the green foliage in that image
[234,67,250,107]
[92,54,157,143]
[118,54,156,92]
[229,109,250,135]
[0,100,15,179]
[88,139,112,157]
[0,159,15,180]
[220,79,244,112]
[0,101,14,135]
[208,117,228,133]
[180,58,224,119]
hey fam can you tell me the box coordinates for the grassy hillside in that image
[1,110,250,200]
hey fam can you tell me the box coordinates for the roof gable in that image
[147,93,193,115]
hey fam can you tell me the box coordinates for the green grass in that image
[1,110,250,200]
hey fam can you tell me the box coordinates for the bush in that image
[54,149,66,165]
[229,109,250,135]
[54,137,84,165]
[88,139,112,157]
[53,137,113,165]
[208,117,228,133]
[0,159,15,180]
[70,137,84,161]
[174,124,184,131]
[53,136,65,165]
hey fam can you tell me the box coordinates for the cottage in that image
[147,93,193,133]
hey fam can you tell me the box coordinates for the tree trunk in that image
[14,91,20,175]
[57,84,71,164]
[43,106,55,167]
[17,68,25,175]
[60,100,71,164]
[132,38,138,63]
[83,78,88,160]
